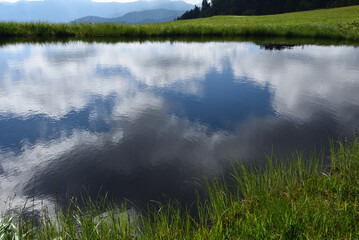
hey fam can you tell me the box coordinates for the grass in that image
[0,5,359,41]
[1,136,359,239]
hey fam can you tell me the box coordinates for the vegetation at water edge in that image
[1,136,359,239]
[0,5,358,41]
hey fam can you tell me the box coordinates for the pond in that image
[0,40,359,211]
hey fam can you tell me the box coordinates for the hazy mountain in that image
[72,9,185,24]
[0,0,193,23]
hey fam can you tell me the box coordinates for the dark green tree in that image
[200,0,213,17]
[178,5,201,20]
[178,0,359,20]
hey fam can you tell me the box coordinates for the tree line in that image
[178,0,359,19]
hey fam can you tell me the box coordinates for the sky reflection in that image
[0,41,359,211]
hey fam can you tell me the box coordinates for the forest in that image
[178,0,359,19]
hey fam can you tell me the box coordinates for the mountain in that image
[72,9,186,24]
[0,0,193,23]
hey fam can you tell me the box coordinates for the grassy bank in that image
[1,137,359,239]
[0,5,359,41]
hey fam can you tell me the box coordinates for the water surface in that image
[0,41,359,210]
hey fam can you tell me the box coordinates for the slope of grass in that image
[0,5,358,41]
[1,136,359,239]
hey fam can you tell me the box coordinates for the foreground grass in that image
[0,5,359,41]
[1,137,359,239]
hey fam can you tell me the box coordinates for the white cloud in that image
[1,42,359,123]
[112,92,163,120]
[0,129,123,212]
[228,45,359,120]
[0,41,216,119]
[0,90,221,212]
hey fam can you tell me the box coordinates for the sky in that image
[0,0,43,2]
[0,0,199,7]
[0,0,170,2]
[0,0,198,19]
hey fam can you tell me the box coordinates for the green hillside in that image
[0,5,358,40]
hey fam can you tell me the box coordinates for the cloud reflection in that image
[0,41,359,211]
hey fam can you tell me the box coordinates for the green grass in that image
[1,136,359,239]
[0,5,359,41]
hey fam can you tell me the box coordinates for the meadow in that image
[1,136,358,239]
[0,5,358,41]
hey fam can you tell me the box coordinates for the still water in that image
[0,41,359,211]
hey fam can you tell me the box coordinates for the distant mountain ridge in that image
[72,9,186,24]
[0,0,193,23]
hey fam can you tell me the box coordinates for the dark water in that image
[0,41,359,211]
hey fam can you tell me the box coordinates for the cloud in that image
[0,41,219,119]
[0,89,345,212]
[1,41,358,124]
[229,45,359,123]
[0,91,224,211]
